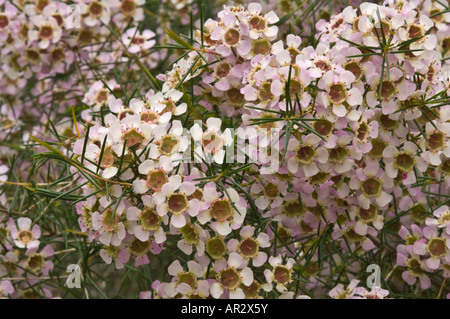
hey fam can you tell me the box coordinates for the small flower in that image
[22,244,54,276]
[426,205,450,235]
[122,28,156,54]
[176,222,207,256]
[162,259,207,298]
[0,280,14,298]
[397,244,432,289]
[329,279,360,299]
[8,218,41,249]
[349,159,393,209]
[318,70,362,117]
[197,183,246,236]
[227,226,270,267]
[353,286,389,299]
[413,225,450,270]
[210,253,254,299]
[28,15,62,49]
[127,195,168,244]
[382,141,428,185]
[92,207,126,247]
[191,117,232,164]
[152,175,201,229]
[263,255,295,293]
[133,156,174,194]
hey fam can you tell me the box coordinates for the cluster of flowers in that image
[0,216,58,298]
[1,0,450,299]
[0,0,159,156]
[60,1,450,299]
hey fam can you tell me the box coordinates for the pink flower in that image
[210,253,254,299]
[8,217,41,249]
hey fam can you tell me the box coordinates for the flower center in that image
[102,210,119,231]
[344,228,365,242]
[168,193,188,214]
[161,99,176,114]
[124,129,144,148]
[288,80,303,97]
[95,89,109,105]
[180,223,199,244]
[121,0,136,15]
[239,238,259,258]
[0,15,9,30]
[299,220,314,233]
[88,1,104,17]
[132,36,145,45]
[252,39,271,55]
[442,158,450,175]
[310,171,329,185]
[51,47,65,63]
[141,111,158,123]
[39,25,53,40]
[240,281,260,299]
[249,16,267,31]
[296,145,315,165]
[36,0,49,13]
[408,25,423,38]
[26,49,40,64]
[215,63,230,78]
[394,153,414,172]
[410,203,427,224]
[344,62,362,81]
[313,120,333,136]
[140,208,160,231]
[273,266,291,285]
[187,188,203,201]
[20,24,29,41]
[210,200,233,222]
[264,182,279,199]
[377,81,396,100]
[78,30,93,44]
[277,226,291,243]
[427,238,446,257]
[369,139,387,158]
[147,170,168,191]
[288,46,300,61]
[362,178,382,197]
[315,59,331,72]
[206,237,227,259]
[219,267,241,290]
[159,135,178,155]
[329,83,347,104]
[52,14,64,26]
[224,28,240,46]
[177,272,197,289]
[282,200,304,217]
[379,114,397,130]
[427,132,445,152]
[359,204,377,222]
[129,237,150,256]
[356,122,370,142]
[18,230,33,245]
[372,20,390,39]
[329,146,349,163]
[258,81,274,102]
[226,88,245,107]
[27,254,45,272]
[406,258,423,277]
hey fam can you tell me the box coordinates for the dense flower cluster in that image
[1,0,449,299]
